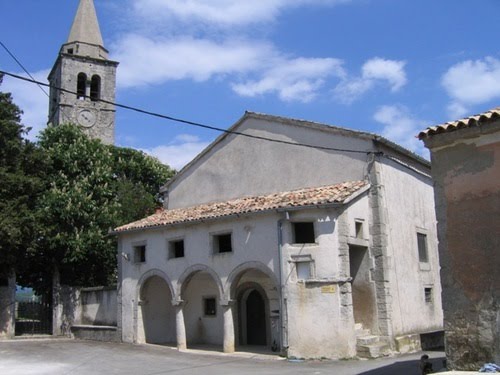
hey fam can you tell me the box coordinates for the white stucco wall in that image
[119,205,367,358]
[183,274,223,345]
[282,208,352,358]
[80,287,117,326]
[119,213,283,345]
[166,117,373,209]
[377,158,443,336]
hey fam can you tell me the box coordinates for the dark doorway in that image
[246,290,266,345]
[349,245,376,331]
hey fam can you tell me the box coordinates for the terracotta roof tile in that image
[114,180,368,233]
[418,106,500,139]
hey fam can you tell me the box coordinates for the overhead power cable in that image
[0,70,375,155]
[1,69,433,177]
[0,41,71,124]
[0,41,49,98]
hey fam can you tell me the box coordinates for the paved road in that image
[0,339,445,375]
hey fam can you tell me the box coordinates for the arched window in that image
[77,73,87,99]
[90,75,101,102]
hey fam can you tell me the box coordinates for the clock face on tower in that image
[77,109,97,128]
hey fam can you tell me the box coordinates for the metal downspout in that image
[277,217,288,354]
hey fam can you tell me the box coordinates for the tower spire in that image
[68,0,104,47]
[63,0,108,60]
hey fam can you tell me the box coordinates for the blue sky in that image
[2,0,500,169]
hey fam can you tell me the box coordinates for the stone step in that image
[356,335,379,346]
[356,341,391,359]
[355,329,371,337]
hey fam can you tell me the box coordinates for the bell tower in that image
[48,0,118,144]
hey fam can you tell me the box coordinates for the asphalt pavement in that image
[0,338,446,375]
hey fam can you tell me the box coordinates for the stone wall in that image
[423,120,500,370]
[0,274,15,339]
[54,284,117,338]
[80,287,117,326]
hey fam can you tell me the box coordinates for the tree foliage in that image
[1,76,175,289]
[33,124,175,287]
[35,124,119,286]
[111,146,174,225]
[0,74,45,278]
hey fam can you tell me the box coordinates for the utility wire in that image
[0,41,72,124]
[0,70,373,155]
[0,41,49,98]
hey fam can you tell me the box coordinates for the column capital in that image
[220,299,235,306]
[172,299,185,306]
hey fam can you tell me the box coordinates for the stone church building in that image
[2,0,443,359]
[115,112,443,359]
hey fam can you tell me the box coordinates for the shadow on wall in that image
[60,286,80,335]
[81,287,117,326]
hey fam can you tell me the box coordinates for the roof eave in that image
[111,199,359,236]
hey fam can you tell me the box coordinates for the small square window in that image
[67,48,74,54]
[169,240,184,259]
[296,262,311,280]
[424,287,433,303]
[203,297,216,316]
[134,245,146,263]
[293,222,315,244]
[417,233,428,263]
[213,233,232,253]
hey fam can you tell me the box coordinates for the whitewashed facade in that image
[115,112,443,358]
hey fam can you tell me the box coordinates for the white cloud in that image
[2,70,50,140]
[114,35,273,88]
[142,134,210,170]
[232,57,345,102]
[446,102,468,119]
[131,0,351,27]
[110,0,358,103]
[114,35,344,102]
[373,105,428,158]
[334,58,407,104]
[442,57,500,118]
[362,58,407,92]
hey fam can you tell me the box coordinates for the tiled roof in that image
[114,180,368,233]
[418,107,500,139]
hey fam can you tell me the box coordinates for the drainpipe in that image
[277,213,289,355]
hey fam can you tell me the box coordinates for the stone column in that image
[222,300,235,353]
[174,301,187,350]
[52,266,61,336]
[0,271,16,339]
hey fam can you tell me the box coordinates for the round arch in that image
[225,261,279,301]
[176,264,224,301]
[235,281,271,347]
[135,269,176,345]
[136,269,175,301]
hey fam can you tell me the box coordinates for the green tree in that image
[110,146,174,225]
[33,124,174,287]
[0,74,45,280]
